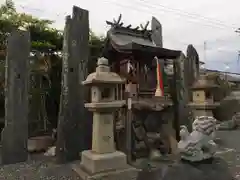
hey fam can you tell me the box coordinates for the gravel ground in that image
[0,155,82,180]
[215,130,240,179]
[0,130,239,180]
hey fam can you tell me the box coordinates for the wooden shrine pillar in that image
[1,29,30,164]
[56,6,91,163]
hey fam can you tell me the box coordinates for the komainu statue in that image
[178,116,217,162]
[138,116,234,180]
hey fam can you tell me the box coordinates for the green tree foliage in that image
[0,0,105,59]
[0,0,105,132]
[89,30,105,72]
[0,0,63,52]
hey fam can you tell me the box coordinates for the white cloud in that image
[5,0,240,72]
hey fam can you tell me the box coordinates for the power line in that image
[136,0,238,29]
[204,41,206,62]
[206,49,239,53]
[18,0,238,32]
[17,1,240,40]
[16,3,239,47]
[16,4,202,48]
[15,2,240,63]
[205,36,239,44]
[130,0,240,65]
[235,27,240,65]
[6,0,240,29]
[102,0,237,32]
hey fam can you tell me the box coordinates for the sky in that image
[3,0,240,72]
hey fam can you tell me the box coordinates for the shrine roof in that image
[102,18,181,61]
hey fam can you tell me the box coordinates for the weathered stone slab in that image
[173,53,189,139]
[1,29,30,165]
[56,6,91,163]
[151,17,162,47]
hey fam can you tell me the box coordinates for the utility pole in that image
[237,51,240,65]
[235,29,240,65]
[204,41,206,62]
[224,62,230,81]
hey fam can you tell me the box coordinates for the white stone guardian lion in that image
[178,116,217,162]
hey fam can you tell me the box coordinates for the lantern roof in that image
[191,75,220,90]
[82,57,125,86]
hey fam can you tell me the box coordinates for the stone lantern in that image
[73,57,138,180]
[188,75,220,117]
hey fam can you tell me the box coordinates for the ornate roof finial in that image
[140,21,150,31]
[113,14,122,25]
[106,14,123,27]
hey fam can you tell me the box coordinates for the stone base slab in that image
[72,150,139,180]
[72,164,139,180]
[81,150,128,174]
